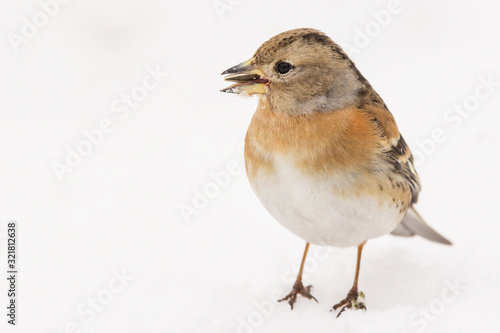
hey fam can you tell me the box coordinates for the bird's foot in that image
[278,280,318,310]
[331,288,366,318]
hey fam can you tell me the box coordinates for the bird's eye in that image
[276,62,292,74]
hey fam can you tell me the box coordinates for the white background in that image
[1,0,499,332]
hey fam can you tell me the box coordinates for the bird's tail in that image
[391,207,452,245]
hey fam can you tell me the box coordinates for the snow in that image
[1,0,499,332]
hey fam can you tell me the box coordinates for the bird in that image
[220,28,451,317]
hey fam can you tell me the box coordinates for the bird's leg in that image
[332,241,367,317]
[278,242,318,310]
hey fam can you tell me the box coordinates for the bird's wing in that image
[361,104,421,204]
[361,105,452,245]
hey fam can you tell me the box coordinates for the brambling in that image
[221,28,451,317]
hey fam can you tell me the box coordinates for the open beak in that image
[221,58,269,95]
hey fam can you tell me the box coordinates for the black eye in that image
[276,62,292,74]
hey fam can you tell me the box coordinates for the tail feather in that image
[391,207,452,245]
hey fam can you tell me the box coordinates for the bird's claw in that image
[331,288,366,317]
[278,280,318,310]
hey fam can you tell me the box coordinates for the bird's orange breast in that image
[244,98,383,181]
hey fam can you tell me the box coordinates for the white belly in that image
[248,156,403,247]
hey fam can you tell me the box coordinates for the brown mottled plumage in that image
[221,28,451,316]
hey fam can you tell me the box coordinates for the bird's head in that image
[221,28,368,115]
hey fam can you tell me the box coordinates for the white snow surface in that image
[0,1,499,332]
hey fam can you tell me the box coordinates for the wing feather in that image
[362,105,421,203]
[360,105,451,245]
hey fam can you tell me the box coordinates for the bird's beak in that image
[221,58,269,95]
